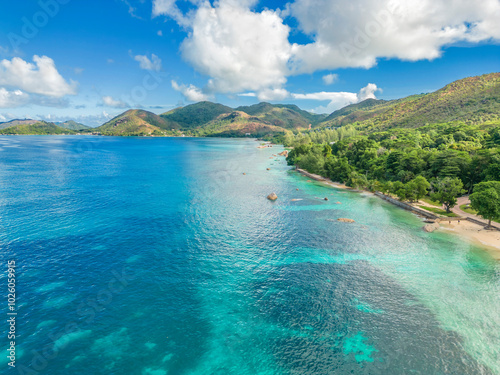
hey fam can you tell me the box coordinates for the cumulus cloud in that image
[133,54,162,71]
[357,83,381,101]
[0,88,70,109]
[154,0,500,100]
[292,83,381,113]
[256,88,290,101]
[0,56,77,97]
[322,73,338,85]
[179,0,292,95]
[289,0,500,73]
[171,80,209,101]
[102,96,128,108]
[0,88,29,108]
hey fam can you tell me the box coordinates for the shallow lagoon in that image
[0,136,499,374]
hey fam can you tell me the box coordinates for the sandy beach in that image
[439,220,500,260]
[295,168,500,259]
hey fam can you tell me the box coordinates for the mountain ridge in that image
[2,73,498,136]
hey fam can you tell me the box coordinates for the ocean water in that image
[0,136,499,375]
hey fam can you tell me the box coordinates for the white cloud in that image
[291,83,381,113]
[157,30,163,36]
[133,54,162,72]
[357,83,381,101]
[289,0,500,73]
[257,88,290,101]
[102,96,128,108]
[322,73,338,85]
[152,0,192,27]
[171,80,209,102]
[74,67,84,75]
[0,56,77,97]
[0,88,70,109]
[0,88,30,108]
[155,0,500,97]
[179,1,292,95]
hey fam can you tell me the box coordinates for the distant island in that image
[1,73,498,138]
[1,72,499,231]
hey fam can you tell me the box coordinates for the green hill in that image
[0,119,40,129]
[95,109,172,136]
[159,101,323,132]
[0,122,76,135]
[235,102,326,128]
[321,73,500,131]
[160,101,233,129]
[56,120,90,131]
[16,72,492,137]
[321,98,388,126]
[195,111,287,137]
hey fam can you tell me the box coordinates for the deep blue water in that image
[0,136,499,375]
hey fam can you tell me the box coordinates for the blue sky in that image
[0,0,499,126]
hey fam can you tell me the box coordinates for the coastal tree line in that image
[280,122,500,225]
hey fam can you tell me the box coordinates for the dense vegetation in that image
[56,120,90,131]
[321,73,500,131]
[95,109,172,136]
[235,103,326,128]
[0,119,40,129]
[160,102,234,129]
[0,122,75,135]
[470,181,500,227]
[285,120,500,219]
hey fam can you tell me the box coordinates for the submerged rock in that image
[338,218,355,223]
[267,193,278,201]
[423,223,440,232]
[266,168,270,170]
[324,197,329,201]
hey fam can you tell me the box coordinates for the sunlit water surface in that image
[0,136,499,375]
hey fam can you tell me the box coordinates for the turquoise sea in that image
[0,136,499,375]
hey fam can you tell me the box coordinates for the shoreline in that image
[294,167,500,259]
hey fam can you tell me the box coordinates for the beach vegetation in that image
[470,181,500,228]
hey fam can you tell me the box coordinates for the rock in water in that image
[266,168,270,171]
[267,193,278,201]
[278,150,289,157]
[337,218,355,223]
[324,197,329,201]
[423,223,440,232]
